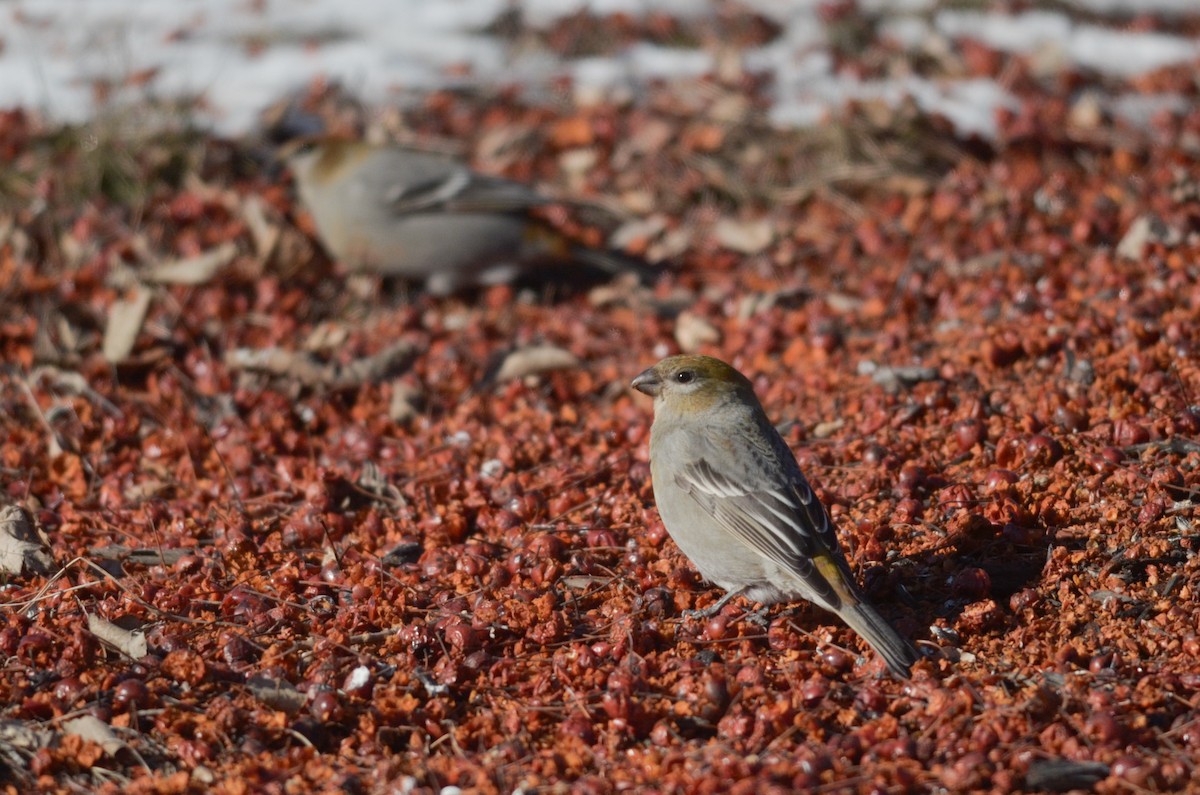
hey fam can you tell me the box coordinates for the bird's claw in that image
[742,607,771,627]
[682,606,716,621]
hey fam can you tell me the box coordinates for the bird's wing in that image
[383,166,473,213]
[384,165,548,216]
[674,453,852,608]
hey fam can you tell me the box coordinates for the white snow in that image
[0,0,1195,138]
[934,10,1199,78]
[1068,0,1200,14]
[1111,92,1191,127]
[935,10,1074,53]
[1069,25,1200,77]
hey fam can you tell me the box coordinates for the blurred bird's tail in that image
[570,245,660,285]
[839,601,919,678]
[519,221,661,288]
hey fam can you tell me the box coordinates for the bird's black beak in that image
[631,368,660,397]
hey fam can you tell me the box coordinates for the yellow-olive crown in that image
[632,355,756,402]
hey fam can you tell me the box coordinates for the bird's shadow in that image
[863,515,1054,645]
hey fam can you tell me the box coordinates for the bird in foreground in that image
[632,354,919,677]
[284,138,650,295]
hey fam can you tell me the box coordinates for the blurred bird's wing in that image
[381,158,549,216]
[443,174,551,214]
[674,451,854,609]
[384,166,474,212]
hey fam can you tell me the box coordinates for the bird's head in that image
[631,355,756,411]
[279,136,371,186]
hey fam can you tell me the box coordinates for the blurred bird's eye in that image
[675,370,694,384]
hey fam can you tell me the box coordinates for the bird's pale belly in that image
[652,478,834,608]
[654,481,766,588]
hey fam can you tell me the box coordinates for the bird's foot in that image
[681,588,747,621]
[682,605,720,620]
[740,606,772,627]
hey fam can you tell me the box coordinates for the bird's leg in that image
[682,588,745,620]
[739,605,772,627]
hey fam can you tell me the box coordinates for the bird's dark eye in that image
[675,370,695,384]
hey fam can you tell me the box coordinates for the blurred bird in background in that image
[282,137,654,295]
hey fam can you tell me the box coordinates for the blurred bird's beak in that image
[631,368,661,396]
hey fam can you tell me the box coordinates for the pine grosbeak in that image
[633,354,919,677]
[285,138,648,295]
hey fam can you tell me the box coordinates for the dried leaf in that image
[102,286,152,363]
[241,195,281,260]
[713,216,774,254]
[476,123,534,172]
[674,310,721,353]
[559,148,599,193]
[87,614,149,659]
[145,242,237,285]
[609,214,668,251]
[0,505,52,575]
[247,675,305,715]
[0,719,50,751]
[389,381,424,423]
[225,340,416,388]
[857,361,939,393]
[824,292,865,313]
[737,287,810,319]
[89,544,192,566]
[492,345,580,383]
[811,419,845,439]
[1116,214,1180,261]
[62,715,125,756]
[30,366,122,417]
[302,322,351,353]
[651,224,695,261]
[561,575,613,590]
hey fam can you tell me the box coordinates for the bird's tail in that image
[838,600,919,678]
[518,222,661,287]
[570,245,661,285]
